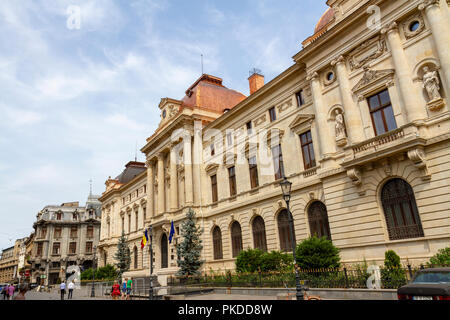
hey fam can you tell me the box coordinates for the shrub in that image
[380,250,407,288]
[235,249,293,273]
[427,247,450,267]
[295,236,341,270]
[80,264,118,281]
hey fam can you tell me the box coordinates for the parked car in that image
[397,267,450,300]
[30,283,38,289]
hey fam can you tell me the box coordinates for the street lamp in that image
[279,177,303,300]
[148,226,154,300]
[91,245,97,298]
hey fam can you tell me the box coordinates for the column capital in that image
[331,55,345,67]
[156,152,165,161]
[418,0,440,11]
[306,71,319,82]
[381,22,398,35]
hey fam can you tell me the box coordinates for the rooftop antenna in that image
[201,54,204,75]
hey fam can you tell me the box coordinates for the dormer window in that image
[56,212,62,220]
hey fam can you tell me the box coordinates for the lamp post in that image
[279,177,303,300]
[90,245,97,298]
[148,226,154,300]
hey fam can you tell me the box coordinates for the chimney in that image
[248,68,264,95]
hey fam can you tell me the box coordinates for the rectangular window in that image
[296,90,305,107]
[122,217,125,234]
[52,243,60,255]
[41,227,47,239]
[272,144,285,180]
[85,242,93,254]
[246,121,253,135]
[249,156,259,189]
[70,227,77,238]
[143,207,147,221]
[135,211,139,231]
[228,166,237,196]
[226,132,233,147]
[128,215,131,234]
[210,143,215,156]
[69,242,76,254]
[87,226,94,238]
[367,89,397,136]
[300,131,316,170]
[269,107,277,122]
[54,227,62,238]
[211,174,218,203]
[37,243,43,257]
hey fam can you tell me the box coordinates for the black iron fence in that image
[167,264,449,290]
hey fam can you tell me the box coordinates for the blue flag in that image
[169,221,175,244]
[144,229,149,242]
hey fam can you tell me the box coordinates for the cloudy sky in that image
[0,0,327,250]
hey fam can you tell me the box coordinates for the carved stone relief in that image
[348,35,387,71]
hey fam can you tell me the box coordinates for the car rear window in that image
[413,271,450,284]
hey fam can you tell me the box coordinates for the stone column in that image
[146,160,154,217]
[307,72,335,158]
[419,0,450,89]
[157,153,165,214]
[382,22,427,122]
[170,147,178,210]
[183,133,194,206]
[192,120,203,206]
[332,56,365,143]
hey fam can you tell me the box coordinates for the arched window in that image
[161,233,168,269]
[212,226,223,260]
[381,179,424,240]
[308,201,331,240]
[231,221,243,257]
[278,210,294,252]
[252,216,267,252]
[133,246,138,269]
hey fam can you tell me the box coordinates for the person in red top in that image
[111,280,121,300]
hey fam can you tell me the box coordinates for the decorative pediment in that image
[289,113,315,133]
[277,98,293,114]
[205,163,219,175]
[352,67,395,96]
[254,114,267,127]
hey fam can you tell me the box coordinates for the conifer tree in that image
[114,231,131,279]
[176,208,204,276]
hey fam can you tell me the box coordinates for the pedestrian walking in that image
[67,281,74,299]
[111,280,120,300]
[8,284,15,300]
[121,279,127,300]
[126,277,133,300]
[13,284,28,300]
[60,281,66,300]
[1,285,7,300]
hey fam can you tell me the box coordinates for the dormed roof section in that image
[181,74,246,113]
[115,161,146,185]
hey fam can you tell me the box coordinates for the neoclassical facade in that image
[30,196,101,285]
[100,0,450,284]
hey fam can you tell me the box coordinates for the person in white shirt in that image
[60,281,66,300]
[68,281,75,299]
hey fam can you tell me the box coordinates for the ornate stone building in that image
[0,238,26,284]
[30,195,101,285]
[100,0,450,284]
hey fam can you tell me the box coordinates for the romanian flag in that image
[141,229,149,249]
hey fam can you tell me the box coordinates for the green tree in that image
[176,209,204,276]
[295,236,341,270]
[428,247,450,267]
[235,248,264,273]
[114,231,131,279]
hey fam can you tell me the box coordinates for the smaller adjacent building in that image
[0,238,27,284]
[30,195,101,285]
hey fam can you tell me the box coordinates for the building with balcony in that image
[30,195,101,285]
[100,0,450,284]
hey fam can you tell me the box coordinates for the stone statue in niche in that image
[422,66,445,111]
[334,110,347,146]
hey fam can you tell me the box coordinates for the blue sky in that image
[0,0,328,250]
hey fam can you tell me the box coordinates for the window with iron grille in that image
[212,226,223,260]
[367,89,397,136]
[211,174,218,203]
[269,106,277,122]
[252,216,268,252]
[231,221,243,257]
[228,166,237,196]
[300,131,316,170]
[278,210,295,252]
[249,156,259,189]
[271,144,285,180]
[308,202,331,241]
[54,227,62,238]
[69,242,76,254]
[381,178,424,240]
[134,246,138,269]
[161,233,168,269]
